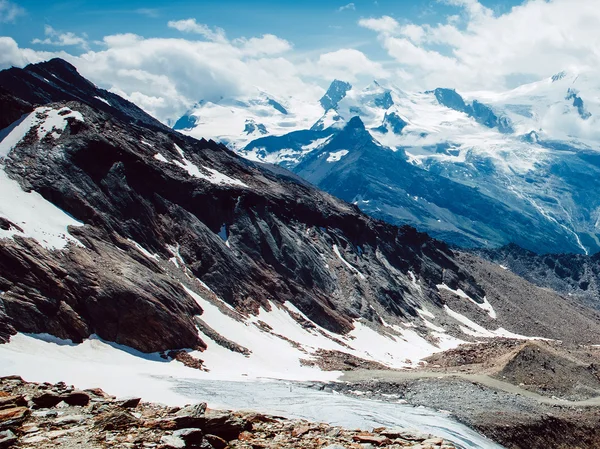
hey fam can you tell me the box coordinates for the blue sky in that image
[0,0,594,124]
[4,0,521,56]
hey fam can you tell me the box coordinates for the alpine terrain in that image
[3,59,600,449]
[177,75,600,255]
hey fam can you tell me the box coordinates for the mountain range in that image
[1,59,600,382]
[175,74,600,255]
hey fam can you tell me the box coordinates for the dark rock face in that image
[0,60,495,353]
[0,58,167,132]
[243,121,268,135]
[434,88,513,133]
[173,113,198,131]
[478,244,600,310]
[434,88,470,113]
[566,88,592,120]
[292,118,569,253]
[2,58,600,358]
[320,80,352,111]
[373,112,407,135]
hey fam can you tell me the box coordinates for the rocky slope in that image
[2,59,600,377]
[478,244,600,311]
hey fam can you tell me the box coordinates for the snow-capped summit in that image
[173,89,323,149]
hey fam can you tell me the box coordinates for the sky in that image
[0,0,597,124]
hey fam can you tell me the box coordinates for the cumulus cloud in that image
[306,48,389,82]
[0,25,313,123]
[0,0,23,23]
[32,25,89,50]
[167,19,227,43]
[359,0,600,91]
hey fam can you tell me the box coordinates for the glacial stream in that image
[171,379,504,449]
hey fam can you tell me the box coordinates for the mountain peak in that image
[345,115,365,131]
[320,80,352,111]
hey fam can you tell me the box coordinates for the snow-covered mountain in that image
[179,73,600,254]
[173,90,323,150]
[2,59,600,383]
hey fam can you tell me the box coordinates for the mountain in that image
[2,59,600,382]
[171,90,323,150]
[229,75,600,254]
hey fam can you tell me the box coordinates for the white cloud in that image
[359,0,600,91]
[32,25,89,50]
[0,0,23,23]
[337,3,355,12]
[306,48,389,82]
[5,30,315,123]
[167,19,227,43]
[234,34,292,56]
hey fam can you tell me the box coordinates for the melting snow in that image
[94,96,111,106]
[0,107,83,157]
[444,305,541,340]
[127,238,161,261]
[438,284,497,319]
[332,244,366,279]
[153,153,169,163]
[326,150,349,163]
[0,170,83,250]
[171,144,248,188]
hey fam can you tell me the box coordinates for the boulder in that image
[95,409,139,431]
[0,396,26,410]
[205,434,227,449]
[204,410,251,441]
[173,403,207,429]
[174,428,204,445]
[60,391,90,406]
[32,392,62,409]
[118,397,141,409]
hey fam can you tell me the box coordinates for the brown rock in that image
[0,407,29,429]
[84,387,112,399]
[205,434,228,449]
[292,424,313,437]
[32,392,62,408]
[238,431,254,441]
[352,434,391,446]
[0,396,26,410]
[61,391,90,406]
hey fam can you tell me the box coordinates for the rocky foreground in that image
[0,376,456,449]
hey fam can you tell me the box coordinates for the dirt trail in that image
[340,369,600,407]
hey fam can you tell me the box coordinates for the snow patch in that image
[326,150,349,163]
[0,170,83,250]
[444,305,541,340]
[94,96,111,106]
[332,244,366,279]
[153,153,169,163]
[438,284,497,319]
[127,238,161,261]
[0,107,83,157]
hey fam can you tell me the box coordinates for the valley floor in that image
[337,339,600,449]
